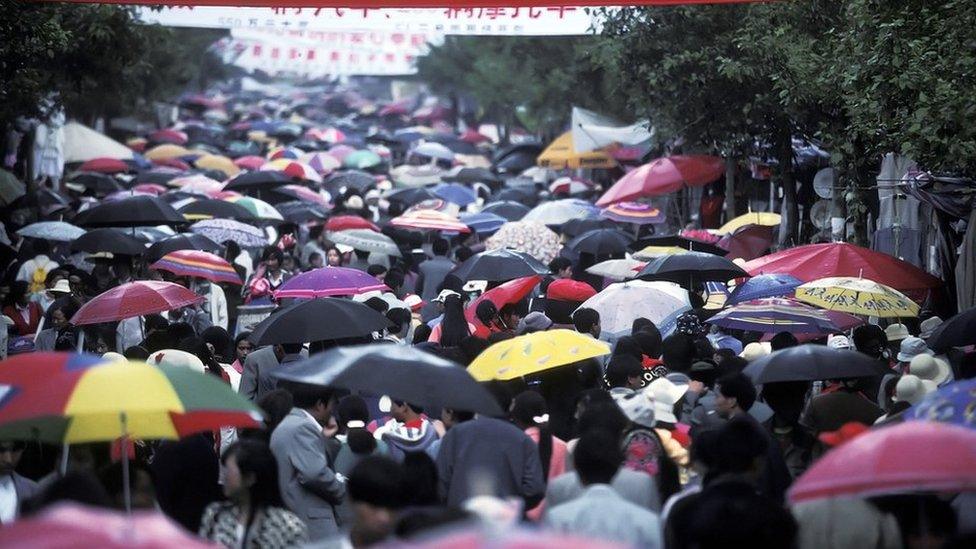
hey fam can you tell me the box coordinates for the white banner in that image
[138,6,601,36]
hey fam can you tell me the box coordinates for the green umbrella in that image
[343,150,382,170]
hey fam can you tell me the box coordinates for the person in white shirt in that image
[193,279,228,331]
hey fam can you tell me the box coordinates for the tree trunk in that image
[777,125,799,247]
[724,156,737,223]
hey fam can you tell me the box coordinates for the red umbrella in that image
[465,275,542,327]
[233,155,266,170]
[788,421,976,503]
[743,242,942,292]
[151,158,191,171]
[596,155,724,207]
[71,281,203,326]
[717,224,775,261]
[325,215,380,232]
[78,158,128,174]
[148,128,188,145]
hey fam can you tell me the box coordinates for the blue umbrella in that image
[433,183,477,206]
[458,212,508,235]
[909,379,976,429]
[727,274,802,305]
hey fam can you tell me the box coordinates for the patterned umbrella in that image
[485,221,562,264]
[260,160,323,183]
[600,201,666,225]
[522,198,599,226]
[726,274,803,305]
[190,219,267,248]
[909,378,976,429]
[151,250,242,285]
[579,280,691,339]
[795,277,920,318]
[71,281,203,326]
[326,229,401,256]
[275,267,388,299]
[17,221,86,242]
[708,297,839,334]
[585,258,647,281]
[389,210,470,233]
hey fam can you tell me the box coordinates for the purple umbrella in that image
[274,267,389,299]
[708,297,840,334]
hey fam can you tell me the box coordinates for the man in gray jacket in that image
[270,381,346,541]
[415,238,455,302]
[239,343,306,402]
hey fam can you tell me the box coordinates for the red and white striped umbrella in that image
[389,210,470,233]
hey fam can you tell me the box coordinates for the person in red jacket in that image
[3,281,43,336]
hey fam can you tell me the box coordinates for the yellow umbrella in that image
[467,329,611,381]
[143,143,191,161]
[631,246,689,261]
[794,277,920,318]
[718,211,781,234]
[194,154,240,178]
[537,131,616,169]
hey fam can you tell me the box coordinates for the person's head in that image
[99,462,156,510]
[234,332,254,362]
[324,246,342,267]
[384,268,405,293]
[177,335,223,377]
[509,390,548,429]
[0,440,26,475]
[143,314,169,336]
[454,246,474,263]
[431,238,449,257]
[201,326,233,363]
[474,300,498,326]
[7,280,30,307]
[367,264,388,283]
[438,294,470,347]
[279,380,336,424]
[440,407,475,430]
[44,269,66,291]
[390,400,423,422]
[400,451,440,507]
[123,345,150,361]
[386,308,412,339]
[612,336,643,360]
[262,246,284,271]
[412,323,432,345]
[221,439,284,508]
[574,430,623,486]
[257,389,294,433]
[336,395,377,455]
[715,372,757,418]
[606,355,643,390]
[85,326,115,355]
[548,257,573,279]
[632,325,662,358]
[769,331,799,351]
[853,324,888,360]
[573,307,601,338]
[498,303,521,329]
[307,252,324,269]
[347,456,405,545]
[49,300,79,329]
[662,333,696,373]
[281,253,297,273]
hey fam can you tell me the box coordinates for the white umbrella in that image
[411,142,455,162]
[523,198,599,226]
[327,229,401,257]
[585,258,647,281]
[577,280,691,339]
[17,221,86,242]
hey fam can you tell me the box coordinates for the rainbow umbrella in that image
[151,250,242,285]
[601,201,666,225]
[389,210,470,233]
[267,146,302,160]
[708,297,839,334]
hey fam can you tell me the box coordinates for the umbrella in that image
[596,155,724,206]
[233,155,266,171]
[274,267,388,299]
[306,127,346,143]
[385,186,437,208]
[465,275,542,326]
[631,245,689,261]
[485,221,563,264]
[274,344,503,416]
[600,201,666,225]
[0,503,216,548]
[71,281,203,325]
[411,141,455,162]
[560,218,618,239]
[325,215,380,232]
[442,166,500,184]
[150,158,191,171]
[269,184,332,209]
[167,174,224,196]
[433,182,477,206]
[743,344,891,384]
[148,128,189,145]
[178,199,256,221]
[343,149,382,170]
[65,172,123,195]
[389,164,444,187]
[629,235,727,255]
[536,132,615,170]
[743,242,942,291]
[727,274,803,305]
[302,151,342,175]
[70,228,146,256]
[249,298,390,345]
[637,251,748,286]
[151,250,242,285]
[795,277,920,318]
[481,200,531,221]
[523,198,599,226]
[389,210,470,233]
[267,146,303,160]
[78,157,128,174]
[578,280,691,339]
[565,228,634,257]
[222,170,292,191]
[451,248,550,283]
[927,306,976,352]
[16,221,85,242]
[143,144,190,161]
[585,258,647,281]
[707,298,840,334]
[719,211,781,234]
[909,378,976,428]
[396,527,628,549]
[133,183,167,195]
[261,161,323,184]
[327,144,357,162]
[468,329,611,381]
[717,223,775,261]
[549,177,593,196]
[73,196,186,228]
[190,219,267,248]
[276,201,330,223]
[458,212,508,235]
[327,229,401,256]
[788,421,976,503]
[224,196,284,221]
[146,233,223,263]
[193,154,239,178]
[324,170,377,193]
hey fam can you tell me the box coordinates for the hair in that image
[438,294,470,347]
[612,336,643,360]
[167,322,195,345]
[458,336,489,365]
[716,372,757,412]
[576,400,629,439]
[366,264,388,278]
[278,380,335,410]
[98,461,153,508]
[713,348,737,365]
[692,336,716,361]
[235,331,252,349]
[572,307,600,334]
[605,355,643,388]
[384,268,404,291]
[201,326,234,363]
[400,451,439,506]
[662,334,696,373]
[687,478,797,548]
[487,331,514,345]
[548,257,572,273]
[363,296,389,314]
[347,455,405,508]
[308,225,324,240]
[574,430,623,485]
[336,395,376,455]
[123,345,150,360]
[221,439,285,509]
[432,238,449,256]
[769,331,799,351]
[257,389,294,433]
[386,308,411,337]
[454,246,474,263]
[144,314,169,333]
[632,324,663,357]
[853,324,887,357]
[474,300,498,325]
[5,280,29,306]
[177,335,224,378]
[511,391,554,478]
[412,323,432,345]
[27,471,112,513]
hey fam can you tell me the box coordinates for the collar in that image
[582,484,618,497]
[297,408,321,427]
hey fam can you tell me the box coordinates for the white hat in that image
[893,374,937,405]
[432,289,461,303]
[647,377,689,424]
[909,354,952,386]
[884,323,910,342]
[612,389,656,429]
[49,279,72,294]
[740,341,770,362]
[919,317,944,340]
[897,336,933,362]
[147,349,206,374]
[827,334,852,350]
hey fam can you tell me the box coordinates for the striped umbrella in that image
[190,219,267,248]
[260,160,323,183]
[601,201,666,225]
[301,152,342,175]
[267,146,303,160]
[151,250,242,285]
[708,297,840,334]
[389,210,470,233]
[224,196,284,221]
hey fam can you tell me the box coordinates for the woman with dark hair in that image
[325,246,343,267]
[34,297,81,351]
[245,247,292,303]
[511,390,568,520]
[334,395,388,477]
[199,440,307,548]
[231,332,254,375]
[3,280,43,336]
[427,294,474,347]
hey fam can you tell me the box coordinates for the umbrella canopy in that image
[629,235,727,255]
[451,248,550,283]
[788,421,976,503]
[727,274,803,305]
[146,233,223,263]
[637,251,748,286]
[275,344,502,416]
[178,199,256,221]
[480,200,531,221]
[411,141,455,162]
[585,258,647,281]
[148,128,189,145]
[62,122,133,164]
[600,201,666,225]
[65,172,123,195]
[390,164,445,187]
[485,221,563,264]
[909,378,976,428]
[458,212,508,235]
[260,161,323,184]
[927,306,976,352]
[717,223,775,261]
[274,267,388,299]
[468,329,611,381]
[233,155,266,171]
[72,281,203,326]
[465,275,542,327]
[565,228,634,257]
[707,297,840,334]
[560,218,618,239]
[222,170,292,191]
[302,151,342,175]
[78,157,128,174]
[144,144,191,161]
[385,186,437,208]
[795,277,920,318]
[743,344,891,384]
[719,211,781,234]
[267,146,303,160]
[70,228,146,256]
[743,242,942,291]
[16,221,85,242]
[276,201,330,223]
[549,177,593,196]
[396,527,628,549]
[224,196,283,221]
[596,155,724,206]
[168,174,224,196]
[269,184,332,209]
[250,298,390,345]
[0,169,25,206]
[389,210,470,233]
[578,280,691,339]
[327,229,401,256]
[190,219,267,248]
[523,198,599,227]
[442,166,500,184]
[151,250,241,285]
[537,131,615,170]
[194,154,239,178]
[325,215,380,232]
[632,245,689,261]
[73,195,186,228]
[325,170,377,194]
[327,144,357,162]
[0,353,261,443]
[432,182,477,206]
[343,149,382,170]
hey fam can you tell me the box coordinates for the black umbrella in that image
[744,344,891,383]
[323,170,376,194]
[451,248,549,283]
[562,218,618,239]
[494,150,540,175]
[629,235,727,256]
[222,170,293,191]
[385,187,437,208]
[146,233,224,263]
[275,201,330,223]
[178,199,257,221]
[492,187,538,206]
[443,167,501,185]
[565,228,634,256]
[250,298,390,345]
[928,307,976,352]
[273,343,503,416]
[636,251,748,286]
[65,172,123,195]
[73,195,186,228]
[131,170,184,187]
[481,200,531,221]
[70,228,146,256]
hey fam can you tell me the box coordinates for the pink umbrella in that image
[460,128,491,144]
[132,184,167,195]
[151,158,190,171]
[233,155,266,171]
[465,275,541,329]
[389,210,471,233]
[148,128,188,145]
[717,224,775,261]
[79,158,129,174]
[71,281,203,326]
[401,527,629,549]
[596,155,724,206]
[274,267,388,299]
[789,421,976,503]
